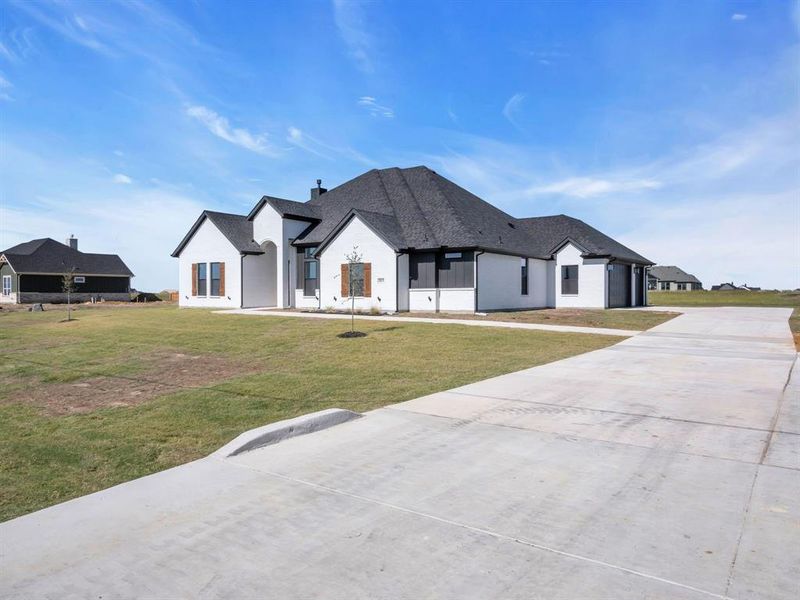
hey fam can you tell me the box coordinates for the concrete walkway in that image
[1,307,797,599]
[216,307,643,337]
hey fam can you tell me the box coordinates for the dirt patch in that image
[14,352,258,416]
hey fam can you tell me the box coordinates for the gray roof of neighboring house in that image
[1,238,134,276]
[517,214,654,264]
[648,265,701,284]
[171,211,262,257]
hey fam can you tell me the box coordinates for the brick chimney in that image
[66,235,78,250]
[310,179,327,200]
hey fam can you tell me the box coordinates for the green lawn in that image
[397,308,677,331]
[0,304,620,521]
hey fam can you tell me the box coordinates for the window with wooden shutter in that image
[340,263,349,297]
[219,263,225,296]
[363,263,371,297]
[191,263,198,296]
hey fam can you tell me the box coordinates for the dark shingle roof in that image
[297,166,549,257]
[518,215,653,264]
[171,166,652,266]
[648,266,701,284]
[171,211,262,257]
[247,196,320,222]
[1,238,134,276]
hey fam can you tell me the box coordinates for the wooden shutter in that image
[341,263,349,297]
[219,263,225,296]
[364,263,372,297]
[191,263,197,296]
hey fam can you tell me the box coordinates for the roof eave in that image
[314,210,401,257]
[171,212,208,258]
[0,254,15,272]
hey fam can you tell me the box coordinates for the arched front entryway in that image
[241,240,277,307]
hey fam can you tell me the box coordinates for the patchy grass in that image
[396,308,678,331]
[0,304,620,521]
[650,290,800,350]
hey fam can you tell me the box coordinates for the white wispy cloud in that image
[1,141,208,291]
[333,0,375,73]
[10,0,112,55]
[185,105,278,156]
[286,126,377,166]
[0,27,36,63]
[0,73,13,101]
[527,49,570,66]
[526,177,662,198]
[424,112,799,289]
[731,13,748,21]
[286,127,332,160]
[113,173,133,184]
[6,0,220,77]
[502,92,526,128]
[357,96,394,118]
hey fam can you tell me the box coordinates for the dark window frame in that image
[348,262,366,297]
[303,247,319,297]
[197,262,207,296]
[520,258,528,296]
[210,262,221,296]
[561,265,579,295]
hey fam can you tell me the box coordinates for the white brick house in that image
[172,166,652,311]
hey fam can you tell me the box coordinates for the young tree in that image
[62,267,76,321]
[344,246,362,333]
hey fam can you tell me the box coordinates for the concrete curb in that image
[212,408,362,458]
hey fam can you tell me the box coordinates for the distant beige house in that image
[647,266,702,291]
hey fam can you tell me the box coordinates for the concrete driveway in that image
[1,307,797,599]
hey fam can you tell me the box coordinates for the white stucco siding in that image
[294,289,320,309]
[251,204,310,308]
[438,289,475,312]
[242,249,276,308]
[476,252,547,311]
[318,216,397,312]
[409,288,436,311]
[553,243,607,308]
[177,218,241,308]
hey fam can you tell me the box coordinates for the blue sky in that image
[1,0,798,291]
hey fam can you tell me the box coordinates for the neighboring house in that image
[171,166,653,312]
[647,265,703,291]
[0,237,134,304]
[711,282,761,291]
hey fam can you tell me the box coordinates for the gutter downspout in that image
[395,252,400,313]
[240,254,244,308]
[474,250,484,313]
